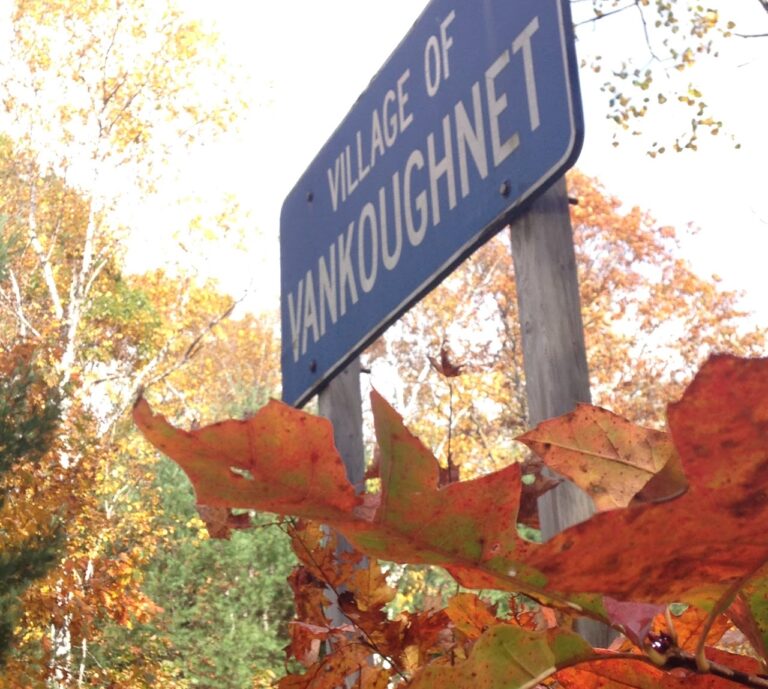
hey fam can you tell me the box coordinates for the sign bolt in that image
[306,191,314,203]
[310,359,318,373]
[499,180,511,197]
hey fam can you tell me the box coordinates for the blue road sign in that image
[281,0,583,407]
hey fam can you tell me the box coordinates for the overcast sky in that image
[126,0,768,327]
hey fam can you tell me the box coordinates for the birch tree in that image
[0,0,242,394]
[0,1,247,684]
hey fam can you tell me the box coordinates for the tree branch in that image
[634,0,663,62]
[102,292,246,431]
[151,298,239,385]
[59,202,101,385]
[574,2,636,28]
[99,13,125,110]
[1,270,41,337]
[664,650,768,689]
[560,650,768,689]
[81,254,109,301]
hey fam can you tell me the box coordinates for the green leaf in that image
[728,570,768,663]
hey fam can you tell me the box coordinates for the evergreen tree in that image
[141,458,297,688]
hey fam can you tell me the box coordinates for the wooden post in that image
[509,175,611,647]
[318,357,365,646]
[318,357,365,490]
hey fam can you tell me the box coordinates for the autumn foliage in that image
[2,0,765,686]
[135,354,768,689]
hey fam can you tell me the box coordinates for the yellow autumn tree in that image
[2,274,281,688]
[1,0,243,390]
[0,1,258,685]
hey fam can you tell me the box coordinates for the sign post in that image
[281,0,608,646]
[318,357,364,643]
[281,0,583,407]
[318,358,364,490]
[509,175,611,646]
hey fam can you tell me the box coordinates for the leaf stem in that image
[666,650,768,689]
[665,606,679,645]
[693,561,767,671]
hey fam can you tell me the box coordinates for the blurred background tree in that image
[0,1,292,686]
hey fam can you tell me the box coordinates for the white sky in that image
[125,0,768,327]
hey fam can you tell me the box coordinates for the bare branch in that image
[574,2,636,28]
[662,649,768,689]
[634,0,663,62]
[147,298,239,388]
[75,205,97,299]
[43,217,62,263]
[100,23,177,140]
[58,204,103,383]
[99,14,125,110]
[561,651,768,689]
[81,255,109,301]
[5,274,26,338]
